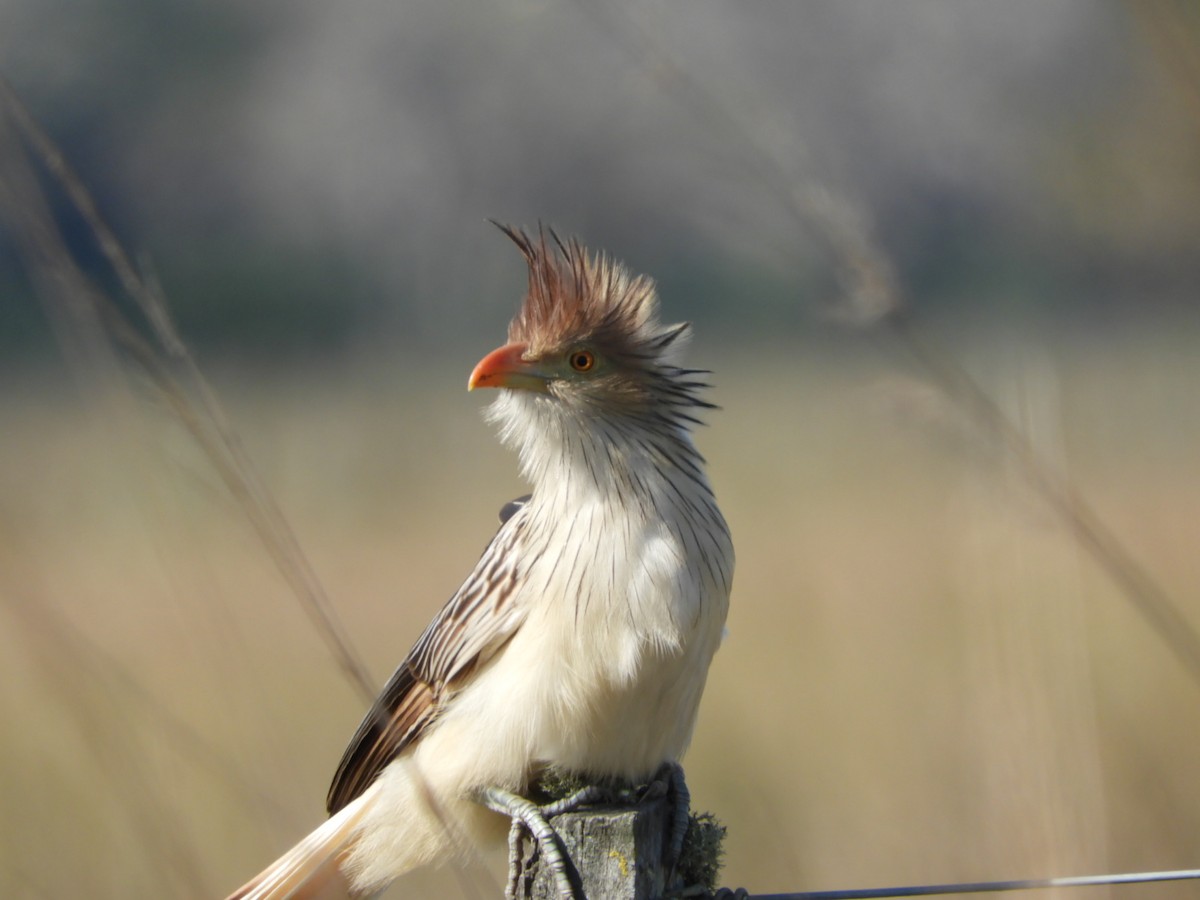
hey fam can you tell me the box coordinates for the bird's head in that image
[470,224,713,488]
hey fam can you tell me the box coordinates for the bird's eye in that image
[569,349,595,372]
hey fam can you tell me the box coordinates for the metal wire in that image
[750,868,1200,898]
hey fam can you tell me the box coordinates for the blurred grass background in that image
[2,1,1200,898]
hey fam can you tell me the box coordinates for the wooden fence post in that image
[516,792,673,899]
[510,784,727,899]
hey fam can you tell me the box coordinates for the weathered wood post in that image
[509,779,727,900]
[517,792,673,899]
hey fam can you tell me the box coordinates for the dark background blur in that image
[3,0,1198,359]
[2,2,1200,898]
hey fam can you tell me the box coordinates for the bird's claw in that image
[478,766,693,900]
[476,785,581,900]
[651,762,690,880]
[540,784,612,817]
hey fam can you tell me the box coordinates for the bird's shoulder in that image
[498,493,532,524]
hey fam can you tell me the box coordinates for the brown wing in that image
[326,503,532,814]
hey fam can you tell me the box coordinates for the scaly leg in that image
[479,770,692,899]
[647,762,690,878]
[476,785,582,900]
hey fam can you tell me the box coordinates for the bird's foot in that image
[540,782,616,816]
[476,785,582,900]
[478,767,695,899]
[645,762,690,880]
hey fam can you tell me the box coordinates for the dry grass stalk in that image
[0,76,376,703]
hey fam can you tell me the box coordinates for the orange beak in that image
[468,342,551,392]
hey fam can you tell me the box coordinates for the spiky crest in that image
[492,222,690,364]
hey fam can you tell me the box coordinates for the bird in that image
[226,225,734,899]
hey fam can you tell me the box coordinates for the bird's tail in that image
[225,789,377,900]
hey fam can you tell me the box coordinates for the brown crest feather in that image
[492,223,671,361]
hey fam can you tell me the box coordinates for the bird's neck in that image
[489,392,713,511]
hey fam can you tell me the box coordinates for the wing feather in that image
[326,504,532,814]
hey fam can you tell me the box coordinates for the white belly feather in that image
[433,492,729,784]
